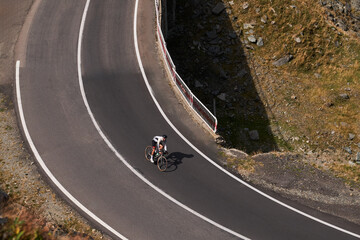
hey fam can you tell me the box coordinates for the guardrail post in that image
[172,67,176,82]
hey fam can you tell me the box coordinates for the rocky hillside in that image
[166,0,360,185]
[166,0,360,224]
[320,0,360,34]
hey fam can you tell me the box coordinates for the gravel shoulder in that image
[221,149,360,226]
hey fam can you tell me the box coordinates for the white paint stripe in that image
[16,0,360,239]
[76,0,249,239]
[133,1,360,239]
[132,0,250,239]
[17,62,127,239]
[15,1,243,239]
[15,1,128,240]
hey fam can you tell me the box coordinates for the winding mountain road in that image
[15,0,360,239]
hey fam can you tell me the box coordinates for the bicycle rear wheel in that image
[144,146,152,161]
[157,156,167,172]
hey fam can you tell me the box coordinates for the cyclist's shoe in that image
[150,156,154,163]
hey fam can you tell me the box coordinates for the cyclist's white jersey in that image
[153,136,167,152]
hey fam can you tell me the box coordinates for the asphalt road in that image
[16,0,360,239]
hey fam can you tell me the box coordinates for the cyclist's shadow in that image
[165,152,194,172]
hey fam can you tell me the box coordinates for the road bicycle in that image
[144,146,168,172]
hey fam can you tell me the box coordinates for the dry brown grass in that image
[328,162,360,187]
[1,201,92,239]
[226,155,263,174]
[221,0,360,185]
[229,0,360,139]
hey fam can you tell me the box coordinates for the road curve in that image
[16,0,360,239]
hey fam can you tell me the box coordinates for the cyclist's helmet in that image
[162,135,167,139]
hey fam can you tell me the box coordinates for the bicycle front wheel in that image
[157,156,167,172]
[145,146,152,161]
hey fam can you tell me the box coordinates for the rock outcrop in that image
[319,0,360,36]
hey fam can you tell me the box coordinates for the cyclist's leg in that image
[151,140,157,155]
[150,140,156,162]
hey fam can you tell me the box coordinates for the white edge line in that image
[16,0,360,238]
[15,1,128,240]
[133,0,360,239]
[16,61,127,238]
[76,0,249,239]
[132,0,251,238]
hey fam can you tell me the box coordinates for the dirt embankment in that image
[222,148,360,225]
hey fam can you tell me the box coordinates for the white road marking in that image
[17,62,127,239]
[16,0,360,238]
[15,1,128,240]
[133,0,360,239]
[76,0,249,238]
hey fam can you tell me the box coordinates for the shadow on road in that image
[164,152,194,172]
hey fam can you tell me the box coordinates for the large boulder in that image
[212,2,226,15]
[273,55,294,67]
[224,148,248,159]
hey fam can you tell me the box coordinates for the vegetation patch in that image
[167,0,360,224]
[167,0,360,187]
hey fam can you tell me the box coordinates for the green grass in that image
[0,217,44,240]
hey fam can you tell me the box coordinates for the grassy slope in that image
[167,0,360,187]
[239,0,360,147]
[230,0,360,186]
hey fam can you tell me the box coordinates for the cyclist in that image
[150,135,168,163]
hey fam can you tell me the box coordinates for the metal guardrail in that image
[155,0,218,133]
